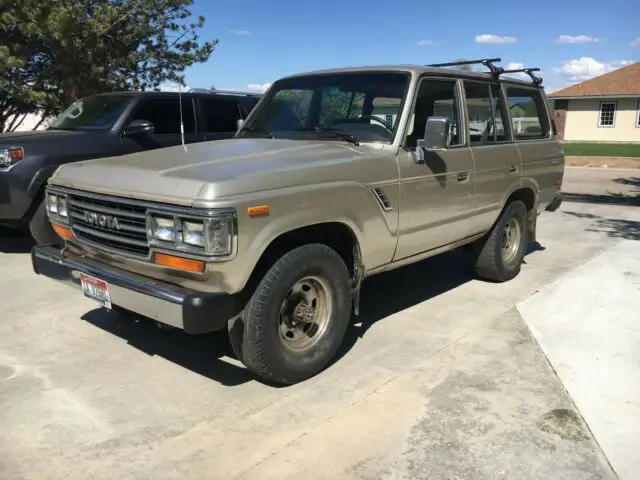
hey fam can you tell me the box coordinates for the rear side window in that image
[462,81,507,145]
[131,97,196,135]
[505,87,549,139]
[200,97,242,133]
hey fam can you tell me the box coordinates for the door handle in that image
[509,165,519,174]
[457,171,469,182]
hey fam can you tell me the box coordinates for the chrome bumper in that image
[31,245,239,333]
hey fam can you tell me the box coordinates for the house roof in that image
[550,61,640,98]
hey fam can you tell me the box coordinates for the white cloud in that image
[228,29,252,36]
[247,83,271,93]
[503,62,528,80]
[416,39,437,47]
[630,38,640,47]
[555,35,599,44]
[475,34,518,44]
[553,57,631,82]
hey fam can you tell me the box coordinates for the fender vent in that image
[372,187,392,211]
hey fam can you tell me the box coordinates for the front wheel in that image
[29,199,63,246]
[228,243,352,385]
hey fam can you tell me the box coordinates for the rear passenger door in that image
[462,79,521,233]
[503,85,564,204]
[198,96,245,141]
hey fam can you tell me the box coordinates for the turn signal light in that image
[154,252,205,273]
[52,224,73,241]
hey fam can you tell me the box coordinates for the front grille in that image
[68,193,150,258]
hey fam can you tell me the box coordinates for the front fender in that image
[211,181,398,293]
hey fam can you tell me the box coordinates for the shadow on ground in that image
[81,244,547,387]
[563,210,640,241]
[563,176,640,207]
[0,228,34,254]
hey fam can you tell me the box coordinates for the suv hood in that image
[49,138,375,206]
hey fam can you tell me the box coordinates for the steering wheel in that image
[332,115,393,133]
[359,115,393,132]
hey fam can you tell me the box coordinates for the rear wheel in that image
[228,243,352,385]
[471,200,529,282]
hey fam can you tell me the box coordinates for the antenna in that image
[178,77,187,152]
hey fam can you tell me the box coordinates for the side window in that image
[405,78,461,149]
[200,98,241,133]
[598,101,616,127]
[131,98,196,135]
[505,87,549,139]
[463,81,507,145]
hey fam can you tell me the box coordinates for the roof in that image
[550,61,640,98]
[280,64,538,87]
[91,89,261,98]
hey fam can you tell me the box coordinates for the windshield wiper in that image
[295,127,360,146]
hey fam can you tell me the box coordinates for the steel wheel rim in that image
[501,217,521,263]
[278,275,333,352]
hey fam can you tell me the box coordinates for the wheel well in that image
[244,222,361,294]
[506,187,536,212]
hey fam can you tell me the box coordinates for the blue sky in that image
[180,0,640,94]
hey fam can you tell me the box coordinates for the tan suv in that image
[32,58,564,385]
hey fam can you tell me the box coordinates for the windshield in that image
[50,94,132,130]
[238,72,410,144]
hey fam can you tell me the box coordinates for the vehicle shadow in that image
[81,308,255,387]
[562,210,640,241]
[0,227,34,254]
[80,246,542,387]
[563,176,640,207]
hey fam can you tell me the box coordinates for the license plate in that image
[80,273,112,309]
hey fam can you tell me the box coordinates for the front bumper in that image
[31,245,239,333]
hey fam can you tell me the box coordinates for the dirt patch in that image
[566,156,640,169]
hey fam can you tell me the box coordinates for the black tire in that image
[229,243,352,385]
[472,200,529,282]
[28,199,62,246]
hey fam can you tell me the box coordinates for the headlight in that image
[0,146,24,170]
[151,217,176,243]
[45,191,69,221]
[148,212,234,257]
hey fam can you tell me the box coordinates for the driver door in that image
[394,77,476,260]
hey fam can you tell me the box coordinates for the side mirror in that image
[124,119,154,136]
[414,116,450,164]
[236,118,244,131]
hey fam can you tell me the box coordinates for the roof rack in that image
[500,68,543,86]
[427,58,543,86]
[427,58,504,76]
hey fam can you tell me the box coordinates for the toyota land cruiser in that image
[31,58,564,385]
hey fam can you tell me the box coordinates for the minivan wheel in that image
[229,243,352,385]
[472,200,529,282]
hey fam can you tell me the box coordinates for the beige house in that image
[550,61,640,143]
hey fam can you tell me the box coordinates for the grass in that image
[563,143,640,158]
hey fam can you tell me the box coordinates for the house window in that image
[598,102,616,127]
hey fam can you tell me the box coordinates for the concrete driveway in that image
[0,167,637,479]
